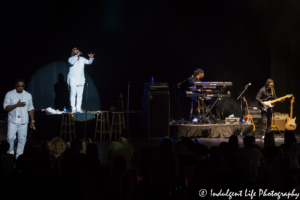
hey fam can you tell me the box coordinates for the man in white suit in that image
[3,79,35,158]
[68,47,95,113]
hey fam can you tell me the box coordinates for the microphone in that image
[245,83,251,87]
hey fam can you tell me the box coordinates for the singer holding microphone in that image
[68,47,95,113]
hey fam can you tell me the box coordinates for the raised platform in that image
[170,123,254,138]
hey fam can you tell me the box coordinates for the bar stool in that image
[94,111,111,140]
[60,113,76,140]
[111,112,126,140]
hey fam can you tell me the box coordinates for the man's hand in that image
[16,100,26,107]
[280,98,285,102]
[88,52,95,58]
[30,122,36,130]
[262,102,270,107]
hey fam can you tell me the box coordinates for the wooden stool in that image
[95,111,111,140]
[60,113,76,140]
[111,112,125,140]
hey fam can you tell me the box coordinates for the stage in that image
[0,115,296,166]
[170,123,255,138]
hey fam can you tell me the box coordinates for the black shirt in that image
[256,86,277,108]
[189,76,200,84]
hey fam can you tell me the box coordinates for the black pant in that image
[261,108,272,135]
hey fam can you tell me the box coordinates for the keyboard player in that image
[189,68,214,122]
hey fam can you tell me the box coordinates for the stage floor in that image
[170,123,255,138]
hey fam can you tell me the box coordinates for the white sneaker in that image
[77,109,84,113]
[71,109,76,113]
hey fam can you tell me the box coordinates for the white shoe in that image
[77,109,84,113]
[71,109,76,113]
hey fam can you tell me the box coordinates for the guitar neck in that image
[246,102,250,115]
[290,101,294,118]
[270,96,288,104]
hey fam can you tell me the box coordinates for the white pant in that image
[70,85,84,110]
[7,122,28,158]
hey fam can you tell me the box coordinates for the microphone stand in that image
[84,82,88,140]
[171,77,191,122]
[237,85,249,121]
[126,81,130,129]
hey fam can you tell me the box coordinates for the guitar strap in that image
[271,87,273,96]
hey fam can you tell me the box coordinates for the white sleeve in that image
[3,92,10,110]
[83,57,94,65]
[68,56,78,65]
[27,94,34,111]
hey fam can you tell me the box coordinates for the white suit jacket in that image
[68,56,94,85]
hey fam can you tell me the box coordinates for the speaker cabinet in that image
[271,113,287,131]
[252,118,262,135]
[142,92,170,139]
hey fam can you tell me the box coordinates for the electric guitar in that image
[243,97,255,131]
[262,94,293,111]
[285,97,297,130]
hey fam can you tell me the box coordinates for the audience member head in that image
[228,135,239,148]
[0,140,10,154]
[219,142,229,150]
[159,139,172,153]
[119,137,128,145]
[284,131,297,145]
[29,146,42,159]
[51,137,65,155]
[243,136,255,147]
[112,155,127,175]
[268,146,283,160]
[119,129,131,144]
[41,140,53,156]
[86,143,98,157]
[71,139,83,153]
[23,139,35,155]
[181,137,195,150]
[264,132,275,146]
[35,152,51,169]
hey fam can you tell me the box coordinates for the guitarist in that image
[256,78,284,138]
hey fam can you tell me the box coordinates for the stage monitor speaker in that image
[142,92,170,139]
[271,113,287,131]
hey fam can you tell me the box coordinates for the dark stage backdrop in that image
[0,0,298,133]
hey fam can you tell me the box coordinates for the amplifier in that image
[272,113,287,120]
[225,117,240,124]
[271,113,287,131]
[144,82,169,93]
[243,109,261,118]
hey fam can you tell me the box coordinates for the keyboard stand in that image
[199,93,224,124]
